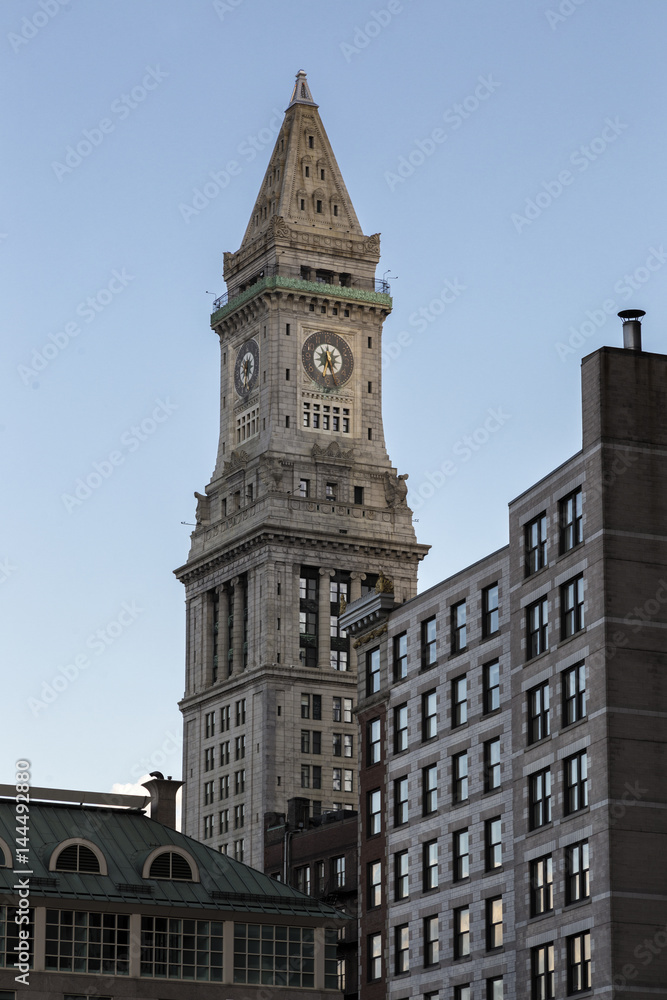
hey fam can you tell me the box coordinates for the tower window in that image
[321,306,326,313]
[333,204,338,216]
[368,427,373,440]
[309,304,315,312]
[286,323,290,335]
[308,135,314,148]
[354,486,364,505]
[316,200,322,213]
[286,368,290,381]
[368,336,372,348]
[368,382,372,393]
[300,199,305,211]
[320,169,325,179]
[285,415,290,428]
[305,166,310,178]
[344,309,350,317]
[299,479,310,497]
[326,483,337,501]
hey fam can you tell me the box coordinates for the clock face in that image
[234,339,259,397]
[302,331,354,389]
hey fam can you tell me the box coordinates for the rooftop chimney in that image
[618,309,645,351]
[141,774,182,830]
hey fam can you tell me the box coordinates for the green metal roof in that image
[0,800,344,920]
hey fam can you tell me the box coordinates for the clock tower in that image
[175,71,429,867]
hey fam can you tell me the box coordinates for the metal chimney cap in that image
[618,309,646,321]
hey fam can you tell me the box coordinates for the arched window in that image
[54,843,102,874]
[147,851,194,881]
[0,838,10,867]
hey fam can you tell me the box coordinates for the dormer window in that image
[148,851,194,881]
[52,842,105,874]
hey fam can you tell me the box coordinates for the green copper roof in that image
[210,274,392,326]
[0,800,344,919]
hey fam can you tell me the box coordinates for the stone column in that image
[219,585,230,679]
[318,568,334,669]
[350,572,365,604]
[232,576,245,674]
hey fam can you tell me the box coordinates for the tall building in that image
[341,318,667,997]
[175,71,428,867]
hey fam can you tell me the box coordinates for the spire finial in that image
[287,69,317,109]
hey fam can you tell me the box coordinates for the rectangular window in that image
[205,711,216,738]
[367,932,381,982]
[315,860,326,894]
[453,829,469,881]
[567,931,591,993]
[235,699,246,725]
[454,906,470,959]
[484,659,500,713]
[424,915,439,966]
[487,979,503,1000]
[295,865,311,894]
[455,988,471,1000]
[366,647,381,695]
[452,601,467,652]
[354,485,364,504]
[562,575,585,638]
[395,850,409,899]
[220,740,230,765]
[204,780,214,805]
[563,662,587,725]
[422,689,437,740]
[344,734,353,757]
[532,943,555,1000]
[299,477,310,497]
[527,597,549,658]
[204,747,215,771]
[301,765,310,788]
[423,764,438,815]
[452,675,467,727]
[203,814,214,839]
[235,735,245,759]
[484,737,501,791]
[485,817,502,870]
[394,776,409,826]
[233,923,317,986]
[301,730,310,754]
[395,924,410,974]
[530,855,554,916]
[453,751,468,803]
[234,769,245,794]
[528,681,550,743]
[486,896,503,950]
[422,617,437,668]
[334,855,346,887]
[394,703,408,752]
[332,733,342,757]
[140,914,223,981]
[312,765,321,789]
[367,718,381,765]
[367,789,381,836]
[566,840,590,904]
[220,705,230,731]
[565,752,588,814]
[46,909,129,976]
[394,632,408,680]
[234,803,245,829]
[560,488,583,553]
[219,808,229,833]
[219,775,229,799]
[483,583,499,636]
[332,767,341,791]
[312,731,321,754]
[367,861,381,908]
[325,481,337,501]
[529,768,552,829]
[301,694,310,719]
[343,697,352,723]
[526,513,547,575]
[423,839,438,890]
[344,769,353,793]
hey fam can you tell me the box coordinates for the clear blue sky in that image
[2,0,666,793]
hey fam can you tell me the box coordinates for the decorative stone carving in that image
[353,622,388,648]
[224,450,250,475]
[194,492,211,526]
[270,215,291,240]
[361,233,381,255]
[311,440,354,462]
[384,471,409,507]
[259,456,284,492]
[375,571,394,594]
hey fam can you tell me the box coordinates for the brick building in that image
[342,321,667,998]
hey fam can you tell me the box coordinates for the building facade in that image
[175,71,427,866]
[342,330,667,998]
[0,781,346,999]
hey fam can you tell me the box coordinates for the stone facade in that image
[175,72,428,868]
[342,340,667,998]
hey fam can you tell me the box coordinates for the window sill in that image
[449,647,468,660]
[563,805,590,821]
[558,628,587,649]
[528,909,555,924]
[560,716,588,736]
[525,649,550,666]
[479,628,501,644]
[526,734,552,751]
[564,896,591,910]
[524,564,550,583]
[556,541,584,563]
[527,821,553,837]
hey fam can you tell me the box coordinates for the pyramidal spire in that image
[287,69,317,108]
[239,71,363,247]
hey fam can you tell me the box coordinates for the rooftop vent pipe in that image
[618,309,645,350]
